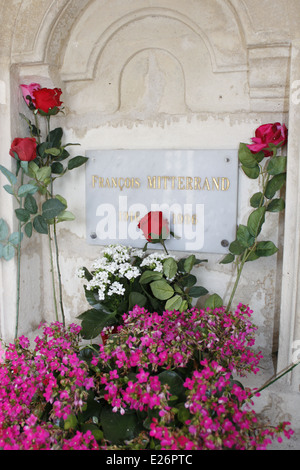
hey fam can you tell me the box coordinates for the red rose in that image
[32,87,63,114]
[138,211,170,242]
[9,137,37,162]
[247,122,288,157]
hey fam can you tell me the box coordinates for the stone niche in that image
[2,1,300,425]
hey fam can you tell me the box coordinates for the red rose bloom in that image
[138,211,170,242]
[9,137,37,162]
[247,122,288,157]
[32,87,63,114]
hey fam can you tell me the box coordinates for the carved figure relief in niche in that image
[119,48,187,116]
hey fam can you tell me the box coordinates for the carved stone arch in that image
[10,0,91,65]
[60,3,248,82]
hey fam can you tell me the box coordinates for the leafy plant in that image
[220,140,287,311]
[0,84,88,334]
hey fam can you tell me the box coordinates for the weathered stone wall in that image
[1,0,300,448]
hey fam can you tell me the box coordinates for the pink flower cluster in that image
[197,303,264,376]
[95,303,262,377]
[90,305,293,449]
[149,361,294,450]
[0,322,98,450]
[98,367,171,417]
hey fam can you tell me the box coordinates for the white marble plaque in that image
[85,149,238,253]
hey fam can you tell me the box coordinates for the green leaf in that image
[174,284,183,294]
[28,161,39,177]
[47,127,63,147]
[0,164,17,185]
[247,207,266,238]
[44,147,61,157]
[3,184,14,195]
[84,287,100,308]
[236,224,255,248]
[229,240,245,256]
[129,291,147,309]
[178,300,188,313]
[0,219,9,241]
[15,208,30,223]
[8,231,23,246]
[100,407,139,445]
[51,162,64,174]
[267,156,287,176]
[55,194,67,207]
[64,414,78,431]
[184,254,196,273]
[181,274,197,288]
[165,295,182,311]
[188,286,209,298]
[33,215,48,234]
[256,241,278,257]
[24,194,38,214]
[250,192,264,208]
[42,198,67,221]
[17,184,37,197]
[139,270,163,284]
[265,173,286,199]
[150,280,174,300]
[67,156,88,170]
[267,198,285,213]
[0,243,3,258]
[241,164,260,179]
[36,166,51,182]
[78,308,117,340]
[245,249,259,262]
[56,210,76,223]
[163,257,178,279]
[2,244,15,261]
[24,222,33,238]
[56,148,70,162]
[205,293,223,310]
[220,253,235,264]
[158,370,184,398]
[238,143,260,168]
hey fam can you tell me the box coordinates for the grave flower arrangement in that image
[0,304,293,450]
[0,92,294,452]
[0,83,88,333]
[76,239,209,341]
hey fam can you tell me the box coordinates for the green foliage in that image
[0,218,23,261]
[77,307,117,340]
[220,142,286,269]
[0,118,88,261]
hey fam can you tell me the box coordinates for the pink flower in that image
[20,83,41,107]
[136,369,149,383]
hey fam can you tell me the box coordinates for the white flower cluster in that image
[75,267,85,279]
[77,245,142,301]
[140,252,176,273]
